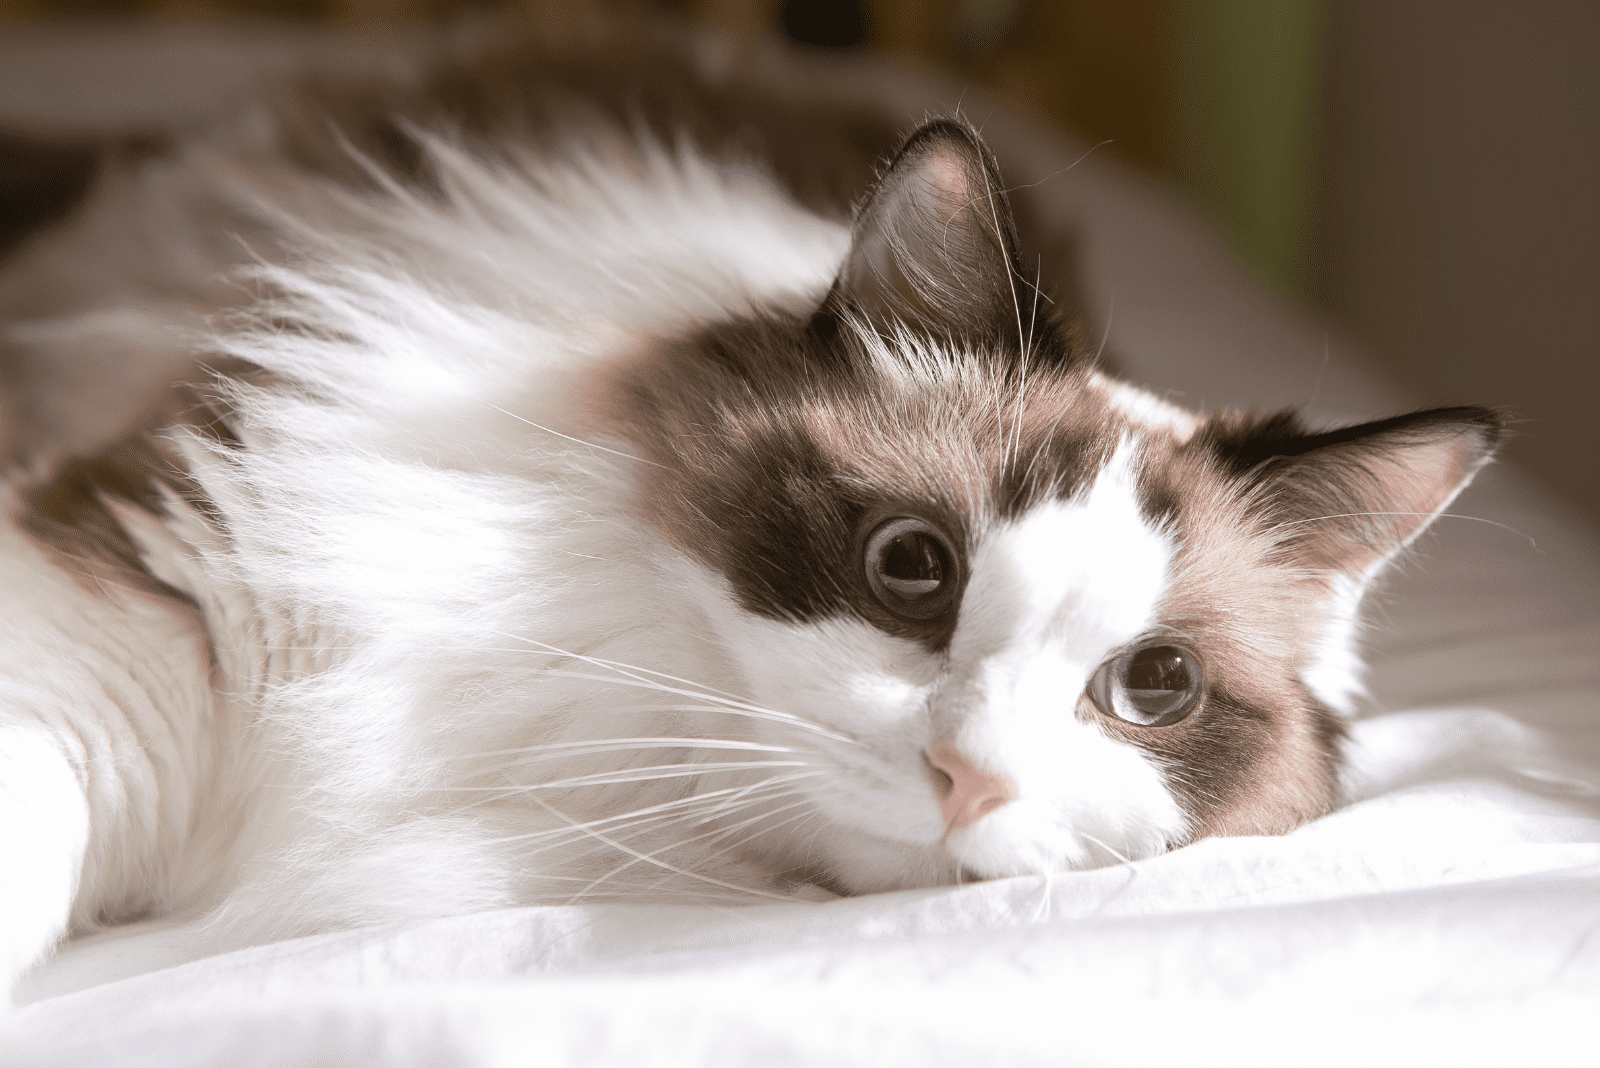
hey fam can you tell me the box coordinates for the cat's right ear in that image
[817,119,1028,344]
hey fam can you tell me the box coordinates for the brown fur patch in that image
[18,374,246,607]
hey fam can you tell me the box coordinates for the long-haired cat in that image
[0,22,1503,998]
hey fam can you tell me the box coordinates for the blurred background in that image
[0,0,1596,529]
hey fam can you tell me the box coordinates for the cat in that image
[0,21,1503,1000]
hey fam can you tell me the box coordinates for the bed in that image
[2,21,1597,1067]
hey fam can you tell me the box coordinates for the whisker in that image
[433,760,807,793]
[524,793,796,902]
[695,803,821,861]
[453,737,800,762]
[490,634,752,704]
[482,784,767,846]
[1178,509,1539,577]
[1019,403,1073,493]
[486,772,825,847]
[1076,831,1134,867]
[523,787,812,867]
[488,634,859,744]
[540,673,856,742]
[564,795,819,905]
[485,402,665,468]
[1265,510,1539,550]
[997,139,1116,197]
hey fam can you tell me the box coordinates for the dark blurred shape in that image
[949,0,1023,58]
[23,0,142,12]
[782,0,867,49]
[1169,0,1326,299]
[0,136,100,259]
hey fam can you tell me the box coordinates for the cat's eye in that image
[1087,643,1204,727]
[864,517,959,620]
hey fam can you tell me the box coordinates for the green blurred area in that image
[1170,0,1326,300]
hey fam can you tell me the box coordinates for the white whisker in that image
[434,760,807,793]
[523,789,809,867]
[524,794,796,902]
[564,795,819,904]
[485,402,664,467]
[1267,510,1538,550]
[453,737,799,762]
[490,634,752,704]
[1077,831,1134,867]
[487,772,824,848]
[487,634,859,744]
[543,673,857,742]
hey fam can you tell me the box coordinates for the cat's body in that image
[0,23,1502,1000]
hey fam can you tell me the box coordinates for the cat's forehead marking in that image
[1088,371,1199,442]
[954,441,1173,661]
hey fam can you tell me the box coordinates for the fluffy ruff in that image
[115,130,857,944]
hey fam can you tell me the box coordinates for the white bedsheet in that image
[2,25,1598,1067]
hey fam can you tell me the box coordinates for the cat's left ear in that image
[1206,406,1508,580]
[823,118,1026,341]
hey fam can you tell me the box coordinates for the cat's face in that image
[642,349,1343,893]
[615,120,1501,893]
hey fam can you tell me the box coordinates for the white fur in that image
[1302,573,1369,714]
[1092,372,1199,441]
[0,490,216,999]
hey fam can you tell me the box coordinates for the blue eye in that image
[1088,643,1204,727]
[865,517,958,620]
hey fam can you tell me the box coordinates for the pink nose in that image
[927,739,1018,834]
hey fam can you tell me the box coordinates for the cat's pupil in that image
[1121,646,1193,717]
[881,533,944,597]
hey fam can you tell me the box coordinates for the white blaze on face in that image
[957,446,1173,661]
[937,443,1189,872]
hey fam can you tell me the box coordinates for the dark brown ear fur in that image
[1202,405,1508,575]
[822,118,1043,350]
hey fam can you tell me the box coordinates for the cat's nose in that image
[927,739,1018,834]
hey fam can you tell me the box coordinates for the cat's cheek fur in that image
[1302,573,1369,715]
[671,560,948,839]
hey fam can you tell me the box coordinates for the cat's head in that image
[615,119,1504,893]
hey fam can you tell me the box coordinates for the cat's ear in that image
[823,118,1025,341]
[1205,406,1507,579]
